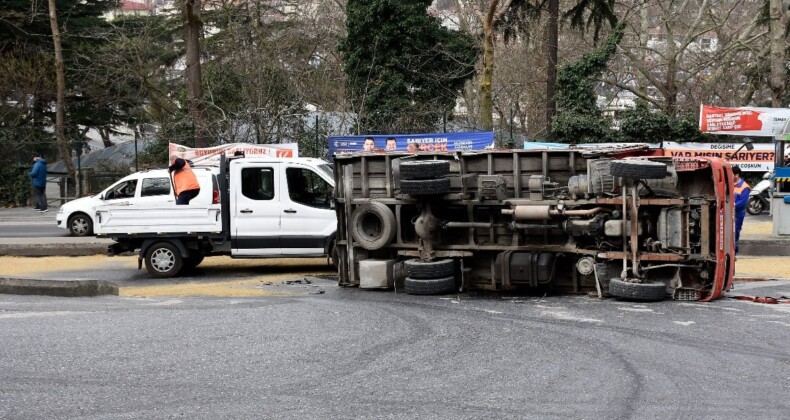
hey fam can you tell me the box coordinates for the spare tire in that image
[405,275,456,295]
[349,202,396,250]
[400,160,450,180]
[405,258,455,279]
[400,178,451,196]
[610,160,668,180]
[608,278,667,301]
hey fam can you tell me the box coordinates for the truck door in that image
[280,165,335,256]
[231,163,282,256]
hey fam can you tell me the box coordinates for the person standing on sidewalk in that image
[732,165,750,254]
[168,157,200,205]
[29,153,48,212]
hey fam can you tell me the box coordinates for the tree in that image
[341,0,478,133]
[48,0,76,180]
[183,0,210,147]
[550,22,624,143]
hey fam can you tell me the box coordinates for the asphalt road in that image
[1,280,789,419]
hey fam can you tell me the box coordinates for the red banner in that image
[699,105,790,136]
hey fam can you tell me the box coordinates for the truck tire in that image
[610,160,668,180]
[350,202,396,250]
[404,275,456,295]
[145,242,184,278]
[68,213,94,236]
[400,178,450,196]
[405,258,455,279]
[608,278,667,301]
[400,160,450,180]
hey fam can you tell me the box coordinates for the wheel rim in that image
[71,217,89,235]
[360,212,383,240]
[748,199,763,214]
[150,248,175,273]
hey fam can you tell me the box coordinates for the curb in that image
[0,244,109,257]
[0,278,119,297]
[739,239,790,256]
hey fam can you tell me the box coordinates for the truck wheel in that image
[400,178,450,196]
[145,242,183,278]
[400,160,450,180]
[747,196,765,215]
[608,278,666,301]
[68,213,93,236]
[610,160,668,180]
[350,202,396,250]
[405,258,455,279]
[404,275,456,295]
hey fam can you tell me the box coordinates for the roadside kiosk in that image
[771,127,790,236]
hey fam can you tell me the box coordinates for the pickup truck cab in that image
[99,155,336,278]
[56,168,217,236]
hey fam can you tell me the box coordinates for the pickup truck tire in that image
[608,278,667,301]
[400,160,450,180]
[350,202,397,250]
[401,178,451,196]
[145,242,184,278]
[405,258,455,279]
[405,275,456,295]
[68,213,93,236]
[610,160,668,180]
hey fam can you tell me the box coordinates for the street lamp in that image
[730,137,755,161]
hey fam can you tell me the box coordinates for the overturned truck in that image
[333,145,735,302]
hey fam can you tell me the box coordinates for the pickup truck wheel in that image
[610,160,668,180]
[145,242,183,278]
[405,258,455,279]
[400,160,450,180]
[405,275,456,295]
[608,278,667,301]
[401,178,451,196]
[350,202,396,250]
[68,213,93,236]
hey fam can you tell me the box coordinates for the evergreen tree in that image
[340,0,478,134]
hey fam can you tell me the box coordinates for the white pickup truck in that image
[98,155,337,278]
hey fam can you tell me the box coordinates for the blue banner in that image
[329,132,494,156]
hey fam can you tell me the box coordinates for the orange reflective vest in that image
[173,162,200,196]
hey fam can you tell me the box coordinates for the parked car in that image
[56,168,219,236]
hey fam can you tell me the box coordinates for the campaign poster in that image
[328,132,495,156]
[169,142,298,166]
[662,141,775,172]
[699,105,790,136]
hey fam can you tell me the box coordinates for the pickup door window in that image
[280,167,335,255]
[103,179,138,201]
[231,165,282,256]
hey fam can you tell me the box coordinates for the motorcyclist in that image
[732,165,750,254]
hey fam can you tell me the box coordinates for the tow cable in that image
[728,295,790,304]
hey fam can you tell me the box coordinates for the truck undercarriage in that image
[333,146,735,302]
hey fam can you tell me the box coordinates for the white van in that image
[56,168,218,236]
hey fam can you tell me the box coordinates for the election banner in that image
[662,142,775,172]
[520,140,777,172]
[699,104,790,136]
[328,132,494,157]
[168,142,298,166]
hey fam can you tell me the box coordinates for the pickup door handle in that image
[240,209,253,214]
[284,209,297,214]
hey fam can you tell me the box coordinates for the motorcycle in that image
[747,171,772,215]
